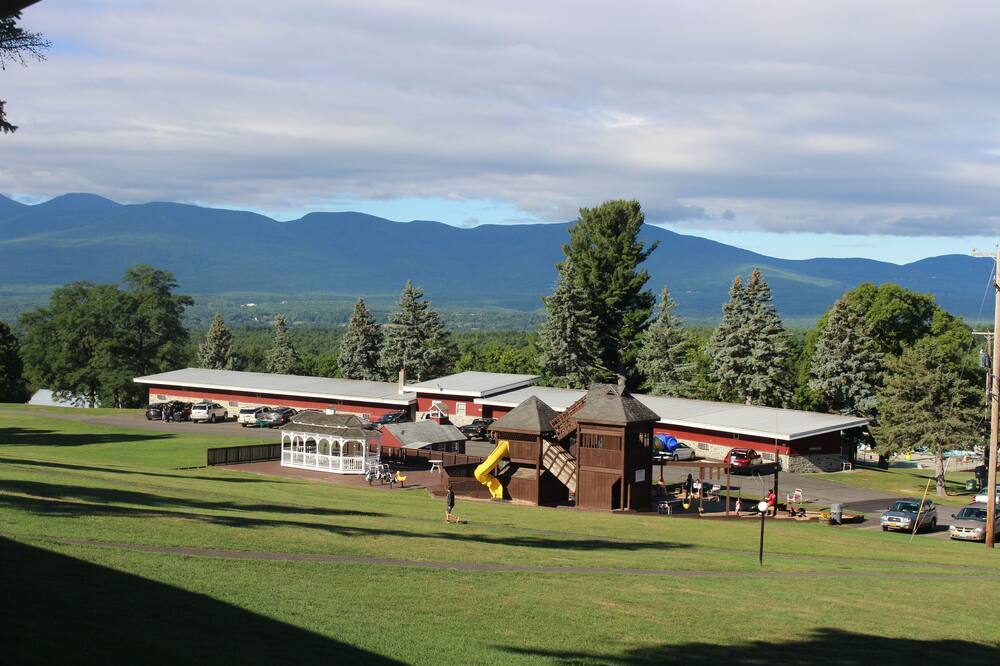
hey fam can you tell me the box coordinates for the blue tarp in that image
[654,433,679,452]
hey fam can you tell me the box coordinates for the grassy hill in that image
[1,406,998,664]
[0,194,992,324]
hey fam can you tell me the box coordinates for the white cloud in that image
[3,0,1000,236]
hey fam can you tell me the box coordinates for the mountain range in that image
[0,193,992,323]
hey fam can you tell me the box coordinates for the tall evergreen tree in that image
[538,260,604,388]
[198,313,237,370]
[265,315,303,375]
[743,268,792,407]
[338,298,384,380]
[808,296,881,419]
[0,320,26,402]
[706,276,752,403]
[636,287,692,396]
[559,200,658,386]
[379,281,452,382]
[873,335,981,497]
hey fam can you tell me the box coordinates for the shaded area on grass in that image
[0,479,384,518]
[0,426,173,447]
[0,537,400,665]
[1,455,285,483]
[0,480,691,552]
[505,628,1000,665]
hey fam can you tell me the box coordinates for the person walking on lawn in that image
[445,486,457,523]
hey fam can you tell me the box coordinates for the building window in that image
[228,401,238,408]
[155,394,166,401]
[455,402,466,416]
[762,452,775,461]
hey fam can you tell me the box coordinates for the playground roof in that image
[478,388,868,441]
[573,384,660,425]
[490,395,558,434]
[407,371,540,397]
[133,368,417,405]
[382,420,466,448]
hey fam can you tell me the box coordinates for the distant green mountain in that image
[0,193,992,324]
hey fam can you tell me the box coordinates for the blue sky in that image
[4,1,1000,264]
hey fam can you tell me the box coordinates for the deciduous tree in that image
[873,334,982,497]
[0,319,26,402]
[338,298,383,380]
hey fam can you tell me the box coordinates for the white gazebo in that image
[280,412,381,474]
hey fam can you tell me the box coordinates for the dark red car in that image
[724,447,763,468]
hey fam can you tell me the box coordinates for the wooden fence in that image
[380,445,485,468]
[206,444,281,466]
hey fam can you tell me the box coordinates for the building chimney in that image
[398,368,406,395]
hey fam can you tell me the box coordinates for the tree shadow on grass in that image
[0,456,286,483]
[0,479,384,519]
[0,537,401,665]
[504,628,1000,665]
[0,426,173,447]
[0,481,691,552]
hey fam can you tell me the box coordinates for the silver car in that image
[880,499,938,533]
[949,503,999,542]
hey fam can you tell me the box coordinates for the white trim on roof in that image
[408,371,541,398]
[134,370,416,406]
[477,388,867,441]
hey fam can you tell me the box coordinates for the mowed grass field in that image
[1,407,999,665]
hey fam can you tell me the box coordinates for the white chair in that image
[786,488,803,504]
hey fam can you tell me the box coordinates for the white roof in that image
[134,368,416,406]
[475,385,585,411]
[407,371,540,398]
[477,386,867,441]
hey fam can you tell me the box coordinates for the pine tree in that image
[198,313,237,370]
[743,268,792,406]
[538,260,605,388]
[809,296,881,419]
[0,320,26,402]
[636,287,692,396]
[559,200,658,385]
[873,335,981,496]
[379,281,452,382]
[338,298,383,380]
[706,276,752,402]
[265,315,303,375]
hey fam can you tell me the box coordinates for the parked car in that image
[654,442,697,462]
[724,447,763,468]
[190,402,228,423]
[237,406,270,427]
[949,503,999,542]
[460,417,496,440]
[145,401,191,421]
[374,411,408,426]
[880,499,938,533]
[255,406,296,428]
[973,485,1000,505]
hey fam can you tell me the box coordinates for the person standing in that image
[445,486,456,523]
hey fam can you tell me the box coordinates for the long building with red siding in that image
[134,368,867,472]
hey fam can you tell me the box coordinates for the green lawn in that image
[816,465,979,505]
[2,406,998,664]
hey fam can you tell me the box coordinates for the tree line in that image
[0,199,984,495]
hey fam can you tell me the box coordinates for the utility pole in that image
[972,248,999,549]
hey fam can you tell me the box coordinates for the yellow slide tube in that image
[474,439,509,500]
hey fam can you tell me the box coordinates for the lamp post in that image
[757,500,769,566]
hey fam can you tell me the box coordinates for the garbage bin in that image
[965,479,978,492]
[830,503,843,525]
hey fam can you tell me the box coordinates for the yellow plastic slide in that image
[474,439,509,500]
